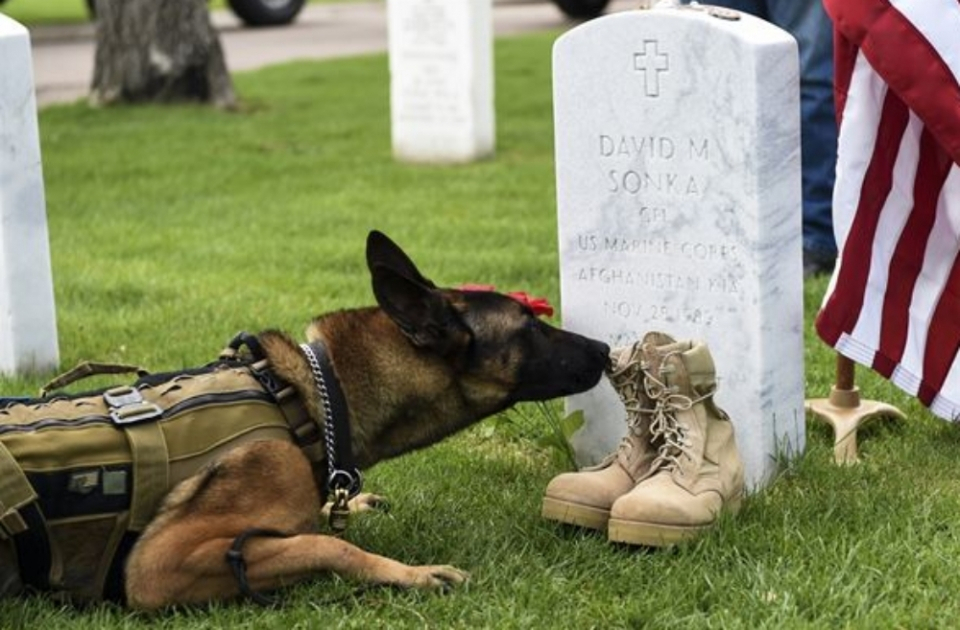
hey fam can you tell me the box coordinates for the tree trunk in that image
[90,0,236,108]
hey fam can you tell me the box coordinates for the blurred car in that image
[224,0,305,26]
[553,0,609,18]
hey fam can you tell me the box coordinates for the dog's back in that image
[0,360,303,602]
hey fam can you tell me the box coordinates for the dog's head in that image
[366,231,609,415]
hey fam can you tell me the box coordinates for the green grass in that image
[0,0,88,24]
[0,0,366,26]
[1,31,958,629]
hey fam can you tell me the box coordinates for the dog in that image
[0,231,608,609]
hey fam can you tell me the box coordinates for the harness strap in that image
[310,342,355,469]
[124,421,170,532]
[228,332,325,463]
[303,341,360,488]
[225,528,291,606]
[0,440,53,591]
[102,529,139,604]
[245,358,326,465]
[11,504,52,591]
[223,331,267,363]
[0,441,36,538]
[40,361,149,398]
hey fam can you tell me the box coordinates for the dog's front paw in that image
[408,564,469,591]
[350,492,389,514]
[321,492,390,520]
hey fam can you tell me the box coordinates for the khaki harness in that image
[0,333,358,603]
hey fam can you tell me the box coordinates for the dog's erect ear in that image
[371,264,468,355]
[366,231,437,289]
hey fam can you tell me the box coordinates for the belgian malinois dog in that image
[3,231,608,609]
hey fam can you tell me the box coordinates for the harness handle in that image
[40,362,150,398]
[220,332,267,363]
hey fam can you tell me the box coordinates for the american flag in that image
[816,0,960,420]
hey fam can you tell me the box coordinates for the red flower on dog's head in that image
[459,284,555,318]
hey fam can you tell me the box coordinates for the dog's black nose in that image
[592,339,610,361]
[583,338,610,375]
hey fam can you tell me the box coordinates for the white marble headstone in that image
[0,15,60,375]
[386,0,494,163]
[554,5,805,489]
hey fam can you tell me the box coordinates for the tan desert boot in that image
[540,332,673,530]
[607,340,744,546]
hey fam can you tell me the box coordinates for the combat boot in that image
[541,332,674,530]
[607,339,744,546]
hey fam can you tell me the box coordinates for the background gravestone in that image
[386,0,494,163]
[0,15,60,375]
[554,5,804,488]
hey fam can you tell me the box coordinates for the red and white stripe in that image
[817,0,960,419]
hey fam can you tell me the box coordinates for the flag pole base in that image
[806,385,905,465]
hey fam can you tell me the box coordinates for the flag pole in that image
[806,353,905,464]
[836,353,854,390]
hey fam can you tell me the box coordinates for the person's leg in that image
[700,1,838,275]
[768,0,839,274]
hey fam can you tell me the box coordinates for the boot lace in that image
[584,350,648,470]
[609,356,646,457]
[639,357,713,474]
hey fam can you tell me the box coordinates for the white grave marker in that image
[0,15,60,375]
[554,4,805,488]
[387,0,494,163]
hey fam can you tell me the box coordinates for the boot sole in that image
[607,519,706,546]
[541,496,609,531]
[607,496,744,547]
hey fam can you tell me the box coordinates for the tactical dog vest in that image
[0,340,324,603]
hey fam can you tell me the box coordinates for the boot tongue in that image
[644,353,696,473]
[674,342,716,396]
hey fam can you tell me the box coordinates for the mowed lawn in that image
[1,30,959,629]
[0,0,356,25]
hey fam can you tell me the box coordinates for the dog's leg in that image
[124,441,467,610]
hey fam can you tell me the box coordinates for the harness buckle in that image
[328,468,363,498]
[328,488,350,534]
[103,386,163,425]
[103,386,144,408]
[109,403,163,425]
[0,507,28,538]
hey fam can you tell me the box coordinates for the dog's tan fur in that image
[7,232,609,609]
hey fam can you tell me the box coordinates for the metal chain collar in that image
[299,343,362,498]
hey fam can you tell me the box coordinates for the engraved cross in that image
[633,40,669,97]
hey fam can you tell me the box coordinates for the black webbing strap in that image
[307,341,359,478]
[225,528,291,606]
[102,531,140,604]
[12,503,52,591]
[225,332,267,363]
[0,438,50,592]
[0,397,31,409]
[222,332,321,453]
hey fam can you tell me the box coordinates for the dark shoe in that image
[803,249,836,279]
